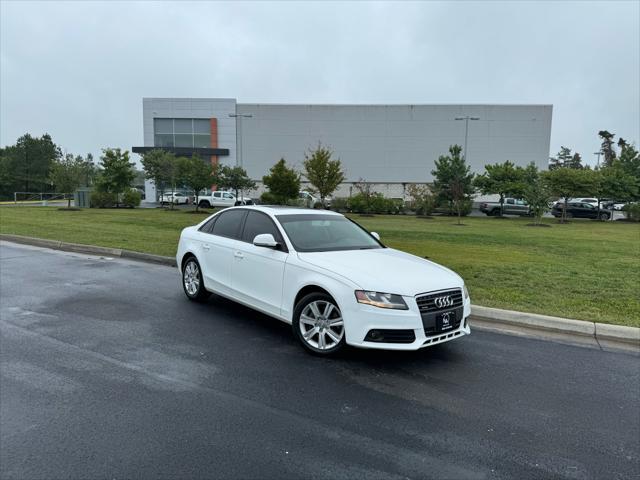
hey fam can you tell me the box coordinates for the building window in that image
[153,118,211,149]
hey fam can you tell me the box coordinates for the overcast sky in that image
[1,0,638,167]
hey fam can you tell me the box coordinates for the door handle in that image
[202,244,210,251]
[234,251,244,259]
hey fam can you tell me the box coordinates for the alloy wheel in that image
[298,300,344,351]
[183,261,200,296]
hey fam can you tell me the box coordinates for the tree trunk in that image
[499,194,504,217]
[561,196,568,223]
[67,196,71,209]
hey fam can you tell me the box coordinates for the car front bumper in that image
[342,295,472,351]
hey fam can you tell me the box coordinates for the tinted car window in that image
[199,216,217,233]
[242,211,283,244]
[211,209,247,239]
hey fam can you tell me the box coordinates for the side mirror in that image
[253,233,279,249]
[371,232,380,241]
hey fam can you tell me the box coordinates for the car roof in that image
[231,205,343,216]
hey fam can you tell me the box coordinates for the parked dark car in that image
[552,202,611,220]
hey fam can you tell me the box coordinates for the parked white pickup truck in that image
[197,191,253,208]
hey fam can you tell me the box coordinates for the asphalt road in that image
[1,242,638,480]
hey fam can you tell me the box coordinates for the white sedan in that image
[176,206,471,355]
[160,192,190,205]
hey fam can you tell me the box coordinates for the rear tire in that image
[599,212,609,221]
[182,257,210,302]
[293,293,345,356]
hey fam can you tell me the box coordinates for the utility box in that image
[74,188,92,208]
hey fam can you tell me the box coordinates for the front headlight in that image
[355,290,408,310]
[463,284,470,300]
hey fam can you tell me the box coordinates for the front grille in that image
[416,288,464,313]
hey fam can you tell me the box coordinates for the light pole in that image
[455,116,480,161]
[593,151,603,168]
[229,113,253,168]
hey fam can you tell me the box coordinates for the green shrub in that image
[260,191,280,204]
[122,189,142,208]
[347,193,368,213]
[329,197,349,212]
[623,203,640,222]
[346,193,404,214]
[90,191,116,208]
[407,184,436,216]
[437,197,472,216]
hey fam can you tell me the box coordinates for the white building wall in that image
[236,104,552,184]
[139,100,553,202]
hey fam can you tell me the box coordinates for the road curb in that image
[1,234,638,353]
[471,305,639,354]
[120,250,176,266]
[0,234,174,266]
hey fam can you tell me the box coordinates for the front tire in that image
[293,293,345,355]
[599,212,609,221]
[182,257,210,302]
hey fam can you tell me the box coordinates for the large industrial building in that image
[133,98,553,202]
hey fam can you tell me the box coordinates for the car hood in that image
[296,248,463,296]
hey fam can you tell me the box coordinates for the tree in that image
[96,148,136,207]
[549,146,583,169]
[141,149,178,203]
[49,154,85,208]
[218,165,256,200]
[521,163,551,226]
[598,130,617,167]
[303,143,345,207]
[81,153,97,187]
[596,165,638,207]
[0,133,61,198]
[262,158,300,204]
[407,184,436,216]
[542,167,596,223]
[352,179,377,215]
[431,145,474,224]
[616,141,640,191]
[177,155,217,211]
[473,160,525,216]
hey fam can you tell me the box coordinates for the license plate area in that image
[420,306,463,337]
[436,310,456,332]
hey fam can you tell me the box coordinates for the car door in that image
[222,192,236,206]
[199,209,248,297]
[570,203,587,218]
[231,211,289,317]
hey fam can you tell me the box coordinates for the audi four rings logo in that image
[434,296,453,308]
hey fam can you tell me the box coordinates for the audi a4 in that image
[176,206,471,355]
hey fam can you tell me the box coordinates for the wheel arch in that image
[294,285,334,309]
[180,251,198,272]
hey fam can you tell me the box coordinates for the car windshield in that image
[276,214,382,252]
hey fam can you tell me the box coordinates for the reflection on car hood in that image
[297,248,463,296]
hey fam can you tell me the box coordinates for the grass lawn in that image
[1,206,639,327]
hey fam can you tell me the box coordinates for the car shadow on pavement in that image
[191,292,466,370]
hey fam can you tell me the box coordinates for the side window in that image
[213,192,221,198]
[506,199,515,205]
[199,216,218,233]
[211,209,247,239]
[241,211,284,245]
[223,193,234,199]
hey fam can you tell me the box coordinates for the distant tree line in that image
[2,130,638,222]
